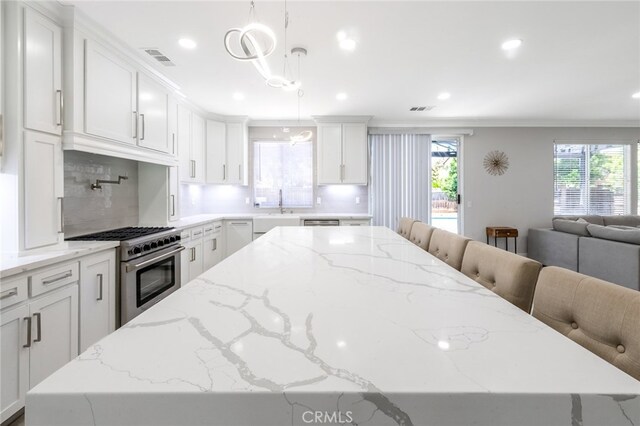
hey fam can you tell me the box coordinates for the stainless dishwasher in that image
[303,219,340,226]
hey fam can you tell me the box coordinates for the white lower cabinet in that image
[181,227,204,285]
[0,305,29,423]
[203,222,223,271]
[0,284,78,422]
[79,250,116,352]
[225,220,253,258]
[0,250,118,422]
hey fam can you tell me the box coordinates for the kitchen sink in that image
[253,215,301,233]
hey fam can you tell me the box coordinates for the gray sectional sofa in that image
[528,215,640,291]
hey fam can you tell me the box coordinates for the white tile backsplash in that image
[64,151,139,237]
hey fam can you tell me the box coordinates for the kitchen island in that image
[27,227,639,426]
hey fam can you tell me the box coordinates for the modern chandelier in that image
[224,1,300,91]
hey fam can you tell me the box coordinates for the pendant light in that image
[290,47,312,145]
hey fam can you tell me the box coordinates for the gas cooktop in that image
[66,227,174,241]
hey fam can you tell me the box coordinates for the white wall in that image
[462,127,640,253]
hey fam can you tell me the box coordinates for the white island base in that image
[27,227,639,426]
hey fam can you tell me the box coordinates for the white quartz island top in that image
[27,227,639,426]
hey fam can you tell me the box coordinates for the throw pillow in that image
[586,224,640,244]
[552,219,591,236]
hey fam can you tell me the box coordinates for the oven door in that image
[120,245,185,326]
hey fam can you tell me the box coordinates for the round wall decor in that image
[483,150,509,176]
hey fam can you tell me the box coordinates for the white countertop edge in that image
[169,213,373,230]
[1,241,120,279]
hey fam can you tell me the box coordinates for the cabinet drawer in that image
[0,276,28,309]
[190,227,204,240]
[340,219,370,226]
[203,223,215,236]
[179,229,191,242]
[30,262,79,297]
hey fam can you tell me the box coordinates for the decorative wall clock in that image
[483,150,509,176]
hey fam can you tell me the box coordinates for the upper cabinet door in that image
[205,120,226,184]
[167,96,178,156]
[317,124,343,184]
[23,131,63,249]
[341,123,368,184]
[191,114,205,183]
[23,8,62,136]
[85,40,137,145]
[137,73,169,153]
[226,122,247,185]
[177,104,192,182]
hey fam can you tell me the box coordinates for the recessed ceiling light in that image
[339,38,357,51]
[232,92,245,101]
[336,31,347,41]
[437,92,451,100]
[178,38,197,49]
[633,92,640,99]
[501,39,522,50]
[336,92,348,101]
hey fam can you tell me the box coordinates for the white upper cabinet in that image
[23,8,62,136]
[85,40,137,145]
[177,104,192,182]
[341,123,368,184]
[177,104,204,184]
[317,124,343,184]
[317,122,368,185]
[205,120,226,184]
[137,73,169,153]
[191,114,205,183]
[225,122,248,185]
[23,131,63,249]
[167,95,178,157]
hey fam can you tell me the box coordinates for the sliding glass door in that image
[430,137,460,234]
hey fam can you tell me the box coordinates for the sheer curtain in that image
[369,133,430,229]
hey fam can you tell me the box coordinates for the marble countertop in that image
[170,213,372,230]
[27,227,639,426]
[1,241,120,278]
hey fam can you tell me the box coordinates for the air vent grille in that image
[143,48,176,66]
[409,106,436,112]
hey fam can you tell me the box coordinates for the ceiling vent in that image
[409,106,436,112]
[143,48,176,66]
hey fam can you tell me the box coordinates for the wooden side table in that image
[486,226,519,253]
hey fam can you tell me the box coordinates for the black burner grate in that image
[66,227,173,241]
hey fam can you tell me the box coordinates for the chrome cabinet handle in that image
[0,288,18,300]
[190,160,196,178]
[172,133,176,154]
[126,246,185,273]
[223,164,226,180]
[132,111,138,139]
[33,312,42,343]
[56,90,63,126]
[23,317,32,348]
[238,164,241,180]
[170,195,176,217]
[58,197,64,233]
[42,270,73,285]
[97,273,103,301]
[190,247,196,262]
[230,222,248,226]
[140,114,145,140]
[212,238,217,252]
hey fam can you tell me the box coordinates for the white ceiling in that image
[66,1,640,124]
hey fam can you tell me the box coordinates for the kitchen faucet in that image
[278,189,284,214]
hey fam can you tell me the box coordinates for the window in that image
[253,140,313,208]
[553,143,630,215]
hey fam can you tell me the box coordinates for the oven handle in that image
[125,246,185,273]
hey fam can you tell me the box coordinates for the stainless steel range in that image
[67,227,184,325]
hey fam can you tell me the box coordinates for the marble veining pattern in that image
[27,227,639,426]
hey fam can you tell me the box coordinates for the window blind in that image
[554,143,629,215]
[370,134,430,229]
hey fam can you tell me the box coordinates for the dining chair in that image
[532,266,640,381]
[427,229,471,271]
[461,241,542,312]
[397,217,418,239]
[409,222,436,251]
